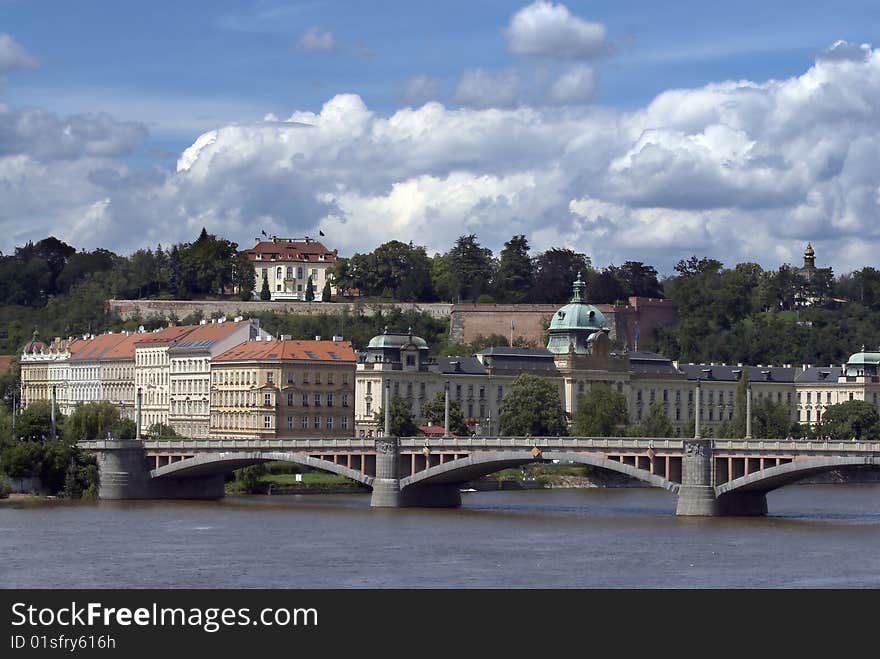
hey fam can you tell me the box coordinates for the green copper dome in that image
[366,329,428,350]
[548,274,608,332]
[846,349,880,365]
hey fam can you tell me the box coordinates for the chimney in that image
[281,334,292,341]
[332,335,343,341]
[315,335,322,341]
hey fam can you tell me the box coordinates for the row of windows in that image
[171,379,209,395]
[365,380,505,401]
[212,413,349,431]
[212,391,351,408]
[171,358,209,373]
[212,370,350,386]
[135,351,168,367]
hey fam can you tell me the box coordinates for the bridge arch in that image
[400,450,680,493]
[716,456,880,497]
[150,451,374,487]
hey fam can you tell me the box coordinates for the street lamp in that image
[444,380,450,437]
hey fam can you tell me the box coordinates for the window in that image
[315,373,321,385]
[456,385,462,399]
[467,385,474,398]
[675,408,681,421]
[342,416,349,429]
[467,404,473,417]
[578,381,585,394]
[806,392,811,403]
[327,393,334,407]
[407,383,412,397]
[327,373,334,385]
[287,372,294,384]
[314,393,321,407]
[663,389,668,402]
[650,389,656,402]
[637,390,642,402]
[420,382,426,397]
[286,266,293,279]
[850,393,854,401]
[311,268,317,277]
[263,415,272,429]
[302,394,309,407]
[302,416,309,429]
[314,416,320,429]
[479,386,485,399]
[264,393,272,406]
[343,373,349,385]
[267,372,274,384]
[287,393,293,406]
[303,372,310,384]
[406,355,415,367]
[326,417,333,430]
[393,382,399,397]
[342,394,349,407]
[276,284,281,291]
[287,416,293,429]
[297,267,303,279]
[828,392,832,403]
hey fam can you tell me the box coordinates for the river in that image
[2,485,880,588]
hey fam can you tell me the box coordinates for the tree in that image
[236,464,266,494]
[631,400,674,437]
[15,401,62,442]
[572,383,628,437]
[494,235,533,303]
[305,276,315,302]
[498,373,567,436]
[373,396,419,436]
[63,402,131,442]
[587,269,626,304]
[613,261,663,298]
[232,251,256,301]
[147,423,180,439]
[446,234,495,301]
[420,391,468,435]
[322,279,332,302]
[816,400,880,440]
[260,271,271,301]
[530,248,592,303]
[750,399,793,439]
[430,253,457,302]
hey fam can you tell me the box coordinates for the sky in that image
[2,0,880,275]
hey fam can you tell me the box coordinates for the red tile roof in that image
[101,332,146,360]
[70,332,130,361]
[213,339,355,363]
[246,238,337,264]
[134,325,199,347]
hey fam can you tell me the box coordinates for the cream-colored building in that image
[20,335,82,414]
[246,236,337,301]
[134,325,201,432]
[99,331,142,420]
[167,317,267,437]
[210,337,356,438]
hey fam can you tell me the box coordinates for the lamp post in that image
[136,386,143,440]
[50,385,57,441]
[694,378,701,440]
[745,380,753,440]
[384,379,391,437]
[444,381,450,437]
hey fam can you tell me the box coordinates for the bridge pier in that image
[675,439,721,516]
[370,438,462,508]
[370,438,402,507]
[96,441,224,500]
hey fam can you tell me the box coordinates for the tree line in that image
[330,234,662,304]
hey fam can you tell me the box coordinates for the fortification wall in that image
[107,299,453,321]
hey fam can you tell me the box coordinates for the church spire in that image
[803,242,815,269]
[571,272,585,303]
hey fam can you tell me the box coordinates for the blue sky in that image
[2,1,880,273]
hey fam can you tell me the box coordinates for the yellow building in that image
[210,337,356,438]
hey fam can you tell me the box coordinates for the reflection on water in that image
[2,485,879,588]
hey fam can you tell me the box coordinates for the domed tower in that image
[546,273,611,357]
[798,242,817,281]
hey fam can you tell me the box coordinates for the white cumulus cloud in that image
[0,33,38,75]
[505,1,607,60]
[3,41,880,277]
[549,64,596,104]
[297,27,336,53]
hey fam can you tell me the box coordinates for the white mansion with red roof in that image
[245,235,337,301]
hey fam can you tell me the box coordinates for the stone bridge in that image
[78,436,880,516]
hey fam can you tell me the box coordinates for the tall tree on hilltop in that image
[446,234,495,302]
[494,235,534,303]
[232,251,256,301]
[612,261,663,298]
[587,269,626,304]
[530,248,592,303]
[259,271,271,300]
[305,276,315,302]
